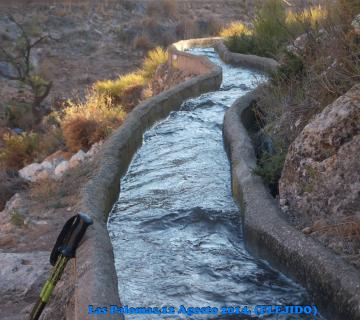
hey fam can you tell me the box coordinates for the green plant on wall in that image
[10,209,25,227]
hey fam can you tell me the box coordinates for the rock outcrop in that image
[279,84,360,225]
[0,251,51,320]
[18,141,103,183]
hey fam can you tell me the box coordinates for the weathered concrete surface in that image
[73,38,222,319]
[223,89,360,320]
[214,40,279,73]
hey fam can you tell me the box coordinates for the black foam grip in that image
[50,213,93,265]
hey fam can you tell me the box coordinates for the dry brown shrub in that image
[207,16,223,36]
[159,30,176,47]
[147,0,178,19]
[146,1,159,16]
[176,19,199,39]
[133,35,154,50]
[312,217,360,239]
[162,0,178,19]
[62,116,107,152]
[0,132,40,170]
[143,17,159,30]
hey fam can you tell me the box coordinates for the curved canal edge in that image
[221,53,360,319]
[70,36,360,319]
[72,38,222,320]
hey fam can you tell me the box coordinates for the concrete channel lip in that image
[73,38,222,320]
[220,43,360,319]
[73,37,360,320]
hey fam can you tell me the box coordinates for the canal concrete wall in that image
[214,40,279,73]
[72,38,222,319]
[72,35,360,320]
[221,46,360,319]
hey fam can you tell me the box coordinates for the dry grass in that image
[286,5,328,35]
[220,21,252,37]
[61,46,168,153]
[95,73,146,99]
[29,177,59,203]
[162,0,178,19]
[252,0,360,193]
[0,132,40,170]
[29,162,94,209]
[311,217,360,239]
[61,93,126,152]
[141,47,169,79]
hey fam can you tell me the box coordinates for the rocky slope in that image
[0,0,249,107]
[280,84,360,268]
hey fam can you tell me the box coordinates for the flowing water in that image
[108,48,316,319]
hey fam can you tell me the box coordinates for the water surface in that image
[108,48,314,319]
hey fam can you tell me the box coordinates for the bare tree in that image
[0,15,52,118]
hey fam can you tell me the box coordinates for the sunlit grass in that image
[94,73,146,99]
[222,1,328,57]
[219,21,252,38]
[141,46,168,79]
[286,6,328,33]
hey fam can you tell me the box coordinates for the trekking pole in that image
[29,213,93,320]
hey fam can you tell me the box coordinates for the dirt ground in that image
[0,161,94,319]
[0,1,252,318]
[0,0,251,105]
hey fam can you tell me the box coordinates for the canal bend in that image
[108,48,312,319]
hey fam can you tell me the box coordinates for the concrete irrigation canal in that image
[107,48,319,320]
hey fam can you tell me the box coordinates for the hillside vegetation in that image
[0,0,249,210]
[221,0,360,268]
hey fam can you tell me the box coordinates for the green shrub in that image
[10,209,25,227]
[252,0,289,57]
[221,0,290,57]
[223,1,328,58]
[5,102,37,130]
[272,50,305,81]
[253,148,287,188]
[225,34,258,55]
